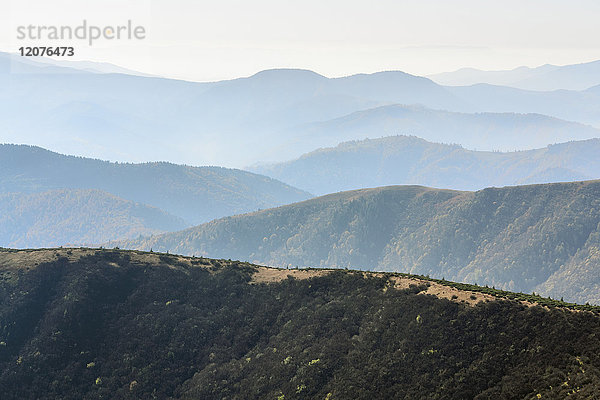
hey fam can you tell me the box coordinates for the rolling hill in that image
[251,135,600,195]
[0,144,311,225]
[0,189,187,248]
[1,248,600,399]
[117,181,600,305]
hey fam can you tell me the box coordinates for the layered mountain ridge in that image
[117,180,600,305]
[252,135,600,195]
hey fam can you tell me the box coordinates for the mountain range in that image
[429,59,600,91]
[3,50,600,399]
[252,135,600,195]
[7,135,600,249]
[270,104,600,157]
[3,52,600,168]
[0,145,310,247]
[117,180,600,305]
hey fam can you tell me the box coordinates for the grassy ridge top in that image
[1,247,597,311]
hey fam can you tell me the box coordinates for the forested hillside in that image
[1,248,600,399]
[118,181,600,304]
[0,189,187,247]
[0,144,311,225]
[252,135,600,195]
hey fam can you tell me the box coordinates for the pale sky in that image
[2,0,600,81]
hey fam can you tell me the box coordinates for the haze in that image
[2,0,600,81]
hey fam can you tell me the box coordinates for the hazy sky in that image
[2,0,600,81]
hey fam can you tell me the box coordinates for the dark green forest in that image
[118,180,600,305]
[1,248,600,399]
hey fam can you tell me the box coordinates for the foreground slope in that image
[119,181,600,304]
[0,189,187,247]
[252,135,600,195]
[0,144,311,224]
[1,248,600,399]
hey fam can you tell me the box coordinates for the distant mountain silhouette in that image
[251,135,600,195]
[264,105,600,159]
[429,59,600,91]
[3,52,600,167]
